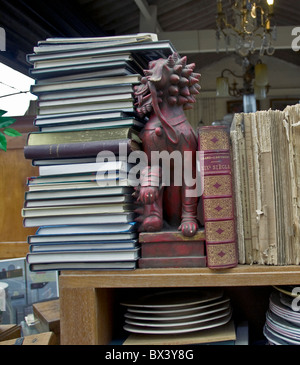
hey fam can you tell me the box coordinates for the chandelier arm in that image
[221,68,243,79]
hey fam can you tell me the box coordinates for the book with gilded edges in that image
[198,125,238,269]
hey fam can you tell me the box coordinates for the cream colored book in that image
[255,111,277,265]
[230,114,245,264]
[283,104,300,264]
[244,113,258,263]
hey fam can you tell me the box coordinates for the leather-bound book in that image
[198,125,238,269]
[24,138,140,160]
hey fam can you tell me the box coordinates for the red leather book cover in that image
[198,125,238,269]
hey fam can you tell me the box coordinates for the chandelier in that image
[216,0,276,57]
[216,57,270,112]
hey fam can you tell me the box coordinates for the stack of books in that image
[24,33,177,271]
[230,104,300,265]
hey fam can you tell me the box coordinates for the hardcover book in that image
[198,125,238,269]
[24,138,141,160]
[26,127,141,146]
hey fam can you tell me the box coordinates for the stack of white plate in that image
[264,288,300,345]
[120,288,232,335]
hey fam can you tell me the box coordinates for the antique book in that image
[230,114,245,264]
[198,125,238,269]
[230,105,300,266]
[242,113,259,263]
[24,138,140,160]
[26,127,140,146]
[285,105,300,264]
[255,111,278,265]
[230,114,254,264]
[270,106,298,265]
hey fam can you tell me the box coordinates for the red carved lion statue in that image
[134,53,201,237]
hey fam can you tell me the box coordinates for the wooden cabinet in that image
[0,116,38,259]
[59,265,300,345]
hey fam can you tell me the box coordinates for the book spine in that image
[24,139,139,159]
[230,115,245,264]
[244,115,259,263]
[287,105,300,264]
[198,125,238,269]
[230,114,253,264]
[256,111,277,265]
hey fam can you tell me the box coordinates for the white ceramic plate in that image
[124,302,230,322]
[124,307,231,328]
[121,288,224,309]
[266,311,300,341]
[269,291,300,325]
[263,324,291,345]
[123,312,232,334]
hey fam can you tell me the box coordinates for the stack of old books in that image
[230,104,300,265]
[24,33,176,271]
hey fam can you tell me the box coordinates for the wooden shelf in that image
[59,265,300,289]
[59,265,300,344]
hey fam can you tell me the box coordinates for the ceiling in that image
[0,0,299,76]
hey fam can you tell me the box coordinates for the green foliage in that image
[0,110,21,151]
